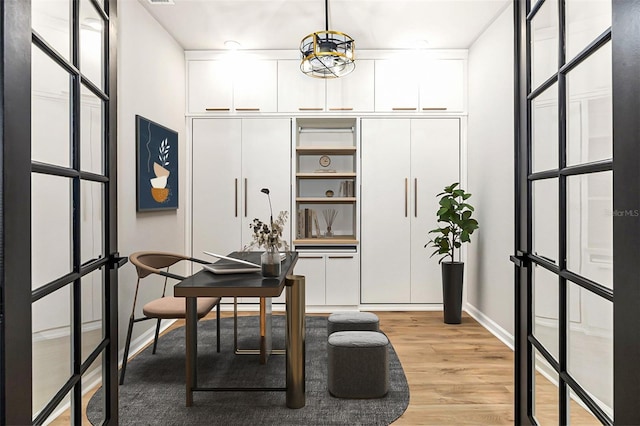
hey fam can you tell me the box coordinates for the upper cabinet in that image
[186,52,467,115]
[278,59,375,112]
[375,57,466,113]
[374,59,420,112]
[419,60,465,112]
[325,59,375,112]
[188,60,233,112]
[187,59,277,113]
[277,59,326,112]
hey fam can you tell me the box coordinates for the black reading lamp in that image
[261,188,273,228]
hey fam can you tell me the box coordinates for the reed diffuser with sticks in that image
[322,209,338,238]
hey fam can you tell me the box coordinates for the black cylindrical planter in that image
[441,262,464,324]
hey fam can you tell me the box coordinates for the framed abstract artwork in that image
[136,115,179,211]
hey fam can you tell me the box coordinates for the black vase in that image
[441,262,464,324]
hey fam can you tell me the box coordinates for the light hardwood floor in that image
[52,310,596,425]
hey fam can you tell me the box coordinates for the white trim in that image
[464,302,514,350]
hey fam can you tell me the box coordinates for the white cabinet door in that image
[233,60,278,113]
[294,255,326,306]
[326,253,360,305]
[277,60,325,112]
[240,118,292,248]
[420,60,465,112]
[409,119,460,303]
[326,60,375,112]
[374,59,419,112]
[192,118,242,257]
[361,119,412,303]
[188,61,233,113]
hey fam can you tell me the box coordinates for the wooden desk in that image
[174,251,305,408]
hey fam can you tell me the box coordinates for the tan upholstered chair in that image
[120,251,221,385]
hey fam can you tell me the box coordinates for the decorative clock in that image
[319,155,331,168]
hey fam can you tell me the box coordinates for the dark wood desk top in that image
[174,251,298,298]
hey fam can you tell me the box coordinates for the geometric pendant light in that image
[300,0,355,78]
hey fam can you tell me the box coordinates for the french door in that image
[514,0,640,424]
[1,0,121,424]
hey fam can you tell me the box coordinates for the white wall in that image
[117,0,186,351]
[465,3,514,346]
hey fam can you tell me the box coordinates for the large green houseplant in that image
[426,182,479,324]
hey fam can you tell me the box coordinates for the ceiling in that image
[137,0,511,51]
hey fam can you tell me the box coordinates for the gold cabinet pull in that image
[392,107,417,111]
[422,107,448,111]
[244,178,248,217]
[235,108,260,111]
[415,178,418,217]
[329,107,354,111]
[328,255,354,259]
[298,107,323,111]
[405,178,408,217]
[300,256,323,259]
[235,178,238,217]
[205,108,230,111]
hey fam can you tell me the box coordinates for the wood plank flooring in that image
[51,310,596,424]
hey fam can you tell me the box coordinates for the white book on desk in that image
[202,251,285,274]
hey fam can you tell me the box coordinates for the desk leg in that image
[185,296,197,407]
[285,275,305,409]
[260,297,273,364]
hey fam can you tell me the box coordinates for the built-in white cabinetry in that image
[277,60,326,112]
[188,60,233,112]
[374,59,420,112]
[191,118,291,302]
[277,59,375,112]
[188,60,278,113]
[294,251,360,306]
[374,58,465,112]
[187,53,465,114]
[360,118,460,304]
[325,60,375,112]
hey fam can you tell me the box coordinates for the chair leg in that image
[119,316,135,385]
[216,302,221,353]
[152,318,162,354]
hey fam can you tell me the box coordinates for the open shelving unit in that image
[294,118,359,247]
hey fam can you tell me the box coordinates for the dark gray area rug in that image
[88,315,409,425]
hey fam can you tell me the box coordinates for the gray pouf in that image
[328,331,389,399]
[327,311,379,334]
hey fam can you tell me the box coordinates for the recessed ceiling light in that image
[224,40,241,50]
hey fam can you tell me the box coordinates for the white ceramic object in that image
[150,176,167,188]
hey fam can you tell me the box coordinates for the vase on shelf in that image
[261,245,281,277]
[322,209,338,239]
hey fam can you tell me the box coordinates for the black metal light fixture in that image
[300,0,355,78]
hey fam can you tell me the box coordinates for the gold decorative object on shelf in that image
[325,190,334,197]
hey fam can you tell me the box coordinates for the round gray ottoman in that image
[327,311,379,334]
[327,331,389,399]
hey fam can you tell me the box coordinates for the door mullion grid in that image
[557,0,568,422]
[70,0,83,423]
[524,0,535,422]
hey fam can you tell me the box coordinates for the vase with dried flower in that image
[246,188,289,277]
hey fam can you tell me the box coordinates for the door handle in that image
[235,178,238,217]
[405,178,408,217]
[414,178,418,217]
[328,256,354,259]
[244,178,248,217]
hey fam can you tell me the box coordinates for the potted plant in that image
[425,183,479,324]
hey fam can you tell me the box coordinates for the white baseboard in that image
[359,304,443,312]
[464,302,514,350]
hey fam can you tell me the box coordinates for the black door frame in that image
[0,0,121,424]
[513,0,640,424]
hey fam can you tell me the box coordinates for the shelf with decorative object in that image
[294,117,358,248]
